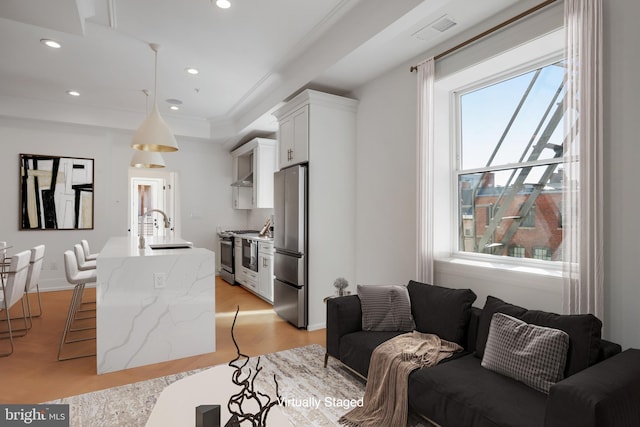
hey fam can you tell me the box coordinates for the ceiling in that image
[0,0,519,147]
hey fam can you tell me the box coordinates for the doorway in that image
[128,170,179,239]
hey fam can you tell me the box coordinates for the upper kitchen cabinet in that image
[231,137,277,209]
[273,90,358,170]
[277,104,309,168]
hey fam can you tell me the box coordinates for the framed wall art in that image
[20,154,94,230]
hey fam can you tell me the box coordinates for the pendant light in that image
[130,149,166,168]
[131,90,166,168]
[131,43,179,152]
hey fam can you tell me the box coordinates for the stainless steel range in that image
[218,229,259,284]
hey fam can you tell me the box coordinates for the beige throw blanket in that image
[339,331,463,427]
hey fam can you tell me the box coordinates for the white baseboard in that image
[37,278,95,292]
[307,322,326,331]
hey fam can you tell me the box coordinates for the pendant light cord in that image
[149,43,160,105]
[154,47,157,105]
[142,89,149,113]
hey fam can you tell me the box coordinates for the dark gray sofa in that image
[326,280,640,427]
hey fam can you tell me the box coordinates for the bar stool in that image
[58,250,96,361]
[74,244,96,271]
[0,250,30,357]
[23,245,45,327]
[80,240,99,261]
[73,243,96,311]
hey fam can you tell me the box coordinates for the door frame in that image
[128,169,179,238]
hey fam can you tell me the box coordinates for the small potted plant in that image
[333,277,349,297]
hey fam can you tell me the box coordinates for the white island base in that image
[96,237,216,374]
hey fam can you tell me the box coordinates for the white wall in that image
[602,0,640,349]
[247,208,274,232]
[0,117,246,290]
[353,1,640,349]
[353,69,417,286]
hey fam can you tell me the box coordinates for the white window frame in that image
[453,56,564,260]
[431,29,566,280]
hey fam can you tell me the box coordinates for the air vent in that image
[431,16,457,32]
[413,15,457,41]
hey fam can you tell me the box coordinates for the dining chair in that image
[0,241,8,271]
[58,250,96,361]
[0,250,30,357]
[80,240,99,261]
[74,243,96,271]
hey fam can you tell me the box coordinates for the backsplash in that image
[248,208,274,231]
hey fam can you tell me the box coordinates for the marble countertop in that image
[232,233,274,243]
[99,236,211,258]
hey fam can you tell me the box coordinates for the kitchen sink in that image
[148,242,193,250]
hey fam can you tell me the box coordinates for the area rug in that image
[45,344,430,426]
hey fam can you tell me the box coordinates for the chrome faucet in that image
[138,209,171,249]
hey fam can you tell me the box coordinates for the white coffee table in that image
[145,364,291,427]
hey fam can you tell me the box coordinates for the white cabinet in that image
[231,138,277,209]
[234,237,273,304]
[242,267,259,291]
[258,242,274,303]
[273,90,358,330]
[278,104,309,169]
[232,187,252,210]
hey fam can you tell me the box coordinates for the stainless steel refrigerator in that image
[273,164,308,328]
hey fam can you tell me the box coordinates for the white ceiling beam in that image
[230,0,424,139]
[0,0,95,36]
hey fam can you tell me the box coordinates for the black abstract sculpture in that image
[226,306,283,427]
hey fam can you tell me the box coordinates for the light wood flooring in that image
[0,277,325,404]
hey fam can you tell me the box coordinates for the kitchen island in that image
[96,236,215,374]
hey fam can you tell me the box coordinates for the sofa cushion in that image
[521,309,602,377]
[408,354,547,427]
[475,296,528,359]
[481,313,569,393]
[357,284,415,331]
[407,280,477,346]
[339,331,406,377]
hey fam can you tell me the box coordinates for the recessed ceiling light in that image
[185,67,199,75]
[166,99,183,105]
[66,90,80,97]
[216,0,231,9]
[40,39,61,49]
[169,105,179,111]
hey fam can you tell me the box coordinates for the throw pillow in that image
[521,310,602,377]
[475,296,528,359]
[357,284,416,332]
[481,313,569,394]
[407,280,477,346]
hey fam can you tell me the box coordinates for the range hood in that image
[231,171,253,187]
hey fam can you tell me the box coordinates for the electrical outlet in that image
[154,272,167,289]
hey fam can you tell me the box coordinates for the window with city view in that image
[457,59,566,261]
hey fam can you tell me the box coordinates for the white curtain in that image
[563,0,604,319]
[416,58,435,284]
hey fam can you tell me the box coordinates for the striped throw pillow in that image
[357,284,416,332]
